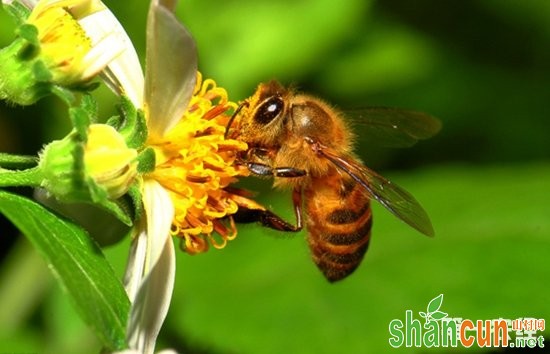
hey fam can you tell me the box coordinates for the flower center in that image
[148,74,249,254]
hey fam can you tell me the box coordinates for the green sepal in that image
[112,95,149,149]
[70,81,101,92]
[2,1,32,26]
[0,36,51,105]
[127,183,144,223]
[85,177,133,226]
[32,60,53,81]
[106,114,123,129]
[17,24,39,47]
[136,147,156,173]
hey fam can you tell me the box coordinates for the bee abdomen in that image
[307,201,373,282]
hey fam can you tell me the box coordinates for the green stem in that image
[0,166,42,187]
[0,152,38,169]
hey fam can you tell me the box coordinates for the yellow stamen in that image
[149,72,250,254]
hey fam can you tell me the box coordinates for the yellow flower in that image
[104,1,254,353]
[148,73,249,254]
[26,0,123,85]
[108,1,254,258]
[1,0,142,105]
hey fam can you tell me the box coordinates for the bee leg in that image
[233,188,304,232]
[246,162,306,178]
[233,208,300,232]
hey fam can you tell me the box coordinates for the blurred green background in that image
[1,0,549,353]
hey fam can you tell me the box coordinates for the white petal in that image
[2,0,32,6]
[157,0,177,12]
[79,8,144,107]
[80,31,125,81]
[123,224,147,302]
[125,180,173,308]
[124,180,176,354]
[112,347,178,354]
[124,178,174,303]
[127,237,176,354]
[145,0,197,138]
[142,179,174,270]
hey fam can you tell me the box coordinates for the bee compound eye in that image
[255,96,285,125]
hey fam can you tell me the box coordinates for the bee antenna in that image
[225,101,248,139]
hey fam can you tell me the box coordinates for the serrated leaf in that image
[430,311,448,320]
[427,294,444,313]
[0,190,129,350]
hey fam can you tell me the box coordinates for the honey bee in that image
[226,81,441,282]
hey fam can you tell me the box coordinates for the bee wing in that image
[319,147,434,236]
[347,108,441,148]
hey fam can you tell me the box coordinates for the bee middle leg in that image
[246,162,306,178]
[244,147,307,178]
[234,188,303,232]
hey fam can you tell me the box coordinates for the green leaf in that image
[0,190,129,350]
[427,294,444,313]
[430,311,448,320]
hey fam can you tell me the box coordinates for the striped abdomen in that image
[304,176,372,282]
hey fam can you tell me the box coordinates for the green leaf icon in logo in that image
[428,294,444,313]
[430,310,448,320]
[423,294,448,322]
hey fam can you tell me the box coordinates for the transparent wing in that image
[347,108,441,148]
[319,146,434,236]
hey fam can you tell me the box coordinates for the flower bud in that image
[39,124,138,202]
